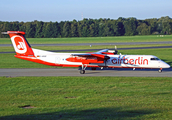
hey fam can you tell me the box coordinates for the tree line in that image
[0,16,172,38]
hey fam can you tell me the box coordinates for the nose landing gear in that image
[158,68,162,73]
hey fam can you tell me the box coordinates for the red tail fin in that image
[7,31,34,56]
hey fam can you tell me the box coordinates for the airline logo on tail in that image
[11,35,27,54]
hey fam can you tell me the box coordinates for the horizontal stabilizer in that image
[1,32,8,34]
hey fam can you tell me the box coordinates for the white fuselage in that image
[32,48,170,69]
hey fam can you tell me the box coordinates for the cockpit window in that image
[150,58,160,60]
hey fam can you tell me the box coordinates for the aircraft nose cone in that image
[167,64,170,68]
[164,63,170,68]
[160,61,170,68]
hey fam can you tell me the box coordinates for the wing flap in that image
[71,53,105,58]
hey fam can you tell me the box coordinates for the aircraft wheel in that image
[158,69,162,73]
[80,70,85,74]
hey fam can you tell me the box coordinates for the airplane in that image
[2,31,170,74]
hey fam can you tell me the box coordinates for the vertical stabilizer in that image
[6,31,34,56]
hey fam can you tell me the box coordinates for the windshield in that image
[150,58,160,60]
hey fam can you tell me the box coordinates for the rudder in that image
[6,31,34,56]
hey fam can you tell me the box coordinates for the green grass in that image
[1,35,172,44]
[0,48,172,68]
[0,76,172,119]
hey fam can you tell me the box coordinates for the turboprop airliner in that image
[2,31,170,74]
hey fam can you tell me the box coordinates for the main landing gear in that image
[80,64,87,74]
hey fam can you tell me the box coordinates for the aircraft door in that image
[55,57,61,64]
[105,59,110,66]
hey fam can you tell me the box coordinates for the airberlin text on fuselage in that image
[111,57,148,65]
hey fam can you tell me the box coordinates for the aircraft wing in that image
[71,53,92,57]
[94,49,108,54]
[71,49,109,58]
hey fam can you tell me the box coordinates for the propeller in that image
[114,46,118,54]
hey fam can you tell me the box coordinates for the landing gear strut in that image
[80,64,87,74]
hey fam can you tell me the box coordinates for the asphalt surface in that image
[1,41,172,47]
[0,68,171,77]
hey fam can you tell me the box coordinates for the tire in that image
[158,69,162,73]
[80,70,85,74]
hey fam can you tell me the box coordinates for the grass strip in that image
[0,76,172,119]
[1,35,172,44]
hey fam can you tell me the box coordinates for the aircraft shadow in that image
[82,67,172,72]
[0,107,159,120]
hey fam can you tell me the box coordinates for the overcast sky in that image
[1,0,172,22]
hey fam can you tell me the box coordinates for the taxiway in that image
[0,68,171,77]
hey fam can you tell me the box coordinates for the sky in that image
[0,0,172,22]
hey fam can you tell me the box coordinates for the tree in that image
[82,25,90,37]
[19,22,26,32]
[0,16,172,38]
[0,22,11,37]
[25,22,36,38]
[93,21,99,37]
[101,20,114,36]
[123,18,138,36]
[145,18,158,34]
[58,21,65,37]
[71,20,78,37]
[77,21,83,37]
[43,22,54,38]
[160,16,172,34]
[89,23,95,37]
[137,23,151,35]
[62,21,71,37]
[52,22,61,38]
[35,21,44,38]
[98,20,105,37]
[11,22,19,31]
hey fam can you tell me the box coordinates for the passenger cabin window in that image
[150,58,160,60]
